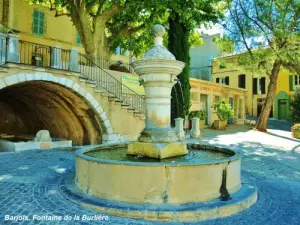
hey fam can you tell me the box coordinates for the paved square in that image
[0,120,300,225]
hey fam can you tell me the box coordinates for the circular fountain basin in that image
[75,143,242,204]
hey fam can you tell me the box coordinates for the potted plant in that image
[213,100,234,130]
[291,124,300,139]
[188,110,207,129]
[188,111,198,129]
[199,110,207,129]
[291,88,300,138]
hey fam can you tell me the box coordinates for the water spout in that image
[172,86,180,118]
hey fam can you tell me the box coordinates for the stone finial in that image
[142,24,175,60]
[152,24,165,38]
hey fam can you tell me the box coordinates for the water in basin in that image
[85,146,233,163]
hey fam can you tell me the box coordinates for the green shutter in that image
[289,75,294,91]
[32,10,45,36]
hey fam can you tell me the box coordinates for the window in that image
[294,75,300,89]
[225,76,229,85]
[32,10,45,36]
[216,76,229,85]
[253,78,257,94]
[260,77,266,94]
[238,74,246,88]
[76,32,82,45]
[253,77,266,94]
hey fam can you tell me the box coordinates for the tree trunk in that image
[82,33,110,59]
[256,60,281,132]
[71,12,110,60]
[168,12,191,125]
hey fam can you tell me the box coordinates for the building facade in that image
[189,33,221,81]
[212,55,296,121]
[190,78,246,126]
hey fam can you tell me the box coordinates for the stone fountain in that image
[127,25,188,159]
[65,25,258,222]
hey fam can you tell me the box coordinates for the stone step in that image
[127,108,135,113]
[84,79,98,88]
[79,78,88,83]
[115,101,123,105]
[108,96,119,102]
[94,89,107,93]
[102,92,115,97]
[87,83,97,88]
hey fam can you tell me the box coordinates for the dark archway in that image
[0,81,103,145]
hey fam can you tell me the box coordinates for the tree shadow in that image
[266,131,300,143]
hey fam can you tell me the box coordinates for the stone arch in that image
[0,72,114,145]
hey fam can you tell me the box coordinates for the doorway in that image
[278,99,288,120]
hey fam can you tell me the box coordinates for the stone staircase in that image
[77,54,145,120]
[77,76,146,121]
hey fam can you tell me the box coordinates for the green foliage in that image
[188,110,207,120]
[291,88,300,123]
[222,0,300,75]
[189,30,203,46]
[213,99,234,121]
[169,12,191,120]
[213,36,234,53]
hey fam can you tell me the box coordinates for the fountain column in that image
[127,24,188,159]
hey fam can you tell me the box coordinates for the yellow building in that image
[0,0,146,145]
[0,0,130,64]
[190,78,246,126]
[212,55,297,121]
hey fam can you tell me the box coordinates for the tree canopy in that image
[217,0,300,131]
[26,0,226,58]
[27,0,162,57]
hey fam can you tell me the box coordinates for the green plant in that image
[188,111,199,120]
[188,110,207,120]
[213,100,234,121]
[291,88,300,123]
[199,110,207,120]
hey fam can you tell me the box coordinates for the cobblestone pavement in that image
[1,121,300,225]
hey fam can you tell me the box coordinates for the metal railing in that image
[1,39,145,114]
[78,53,145,114]
[91,56,135,73]
[19,40,70,71]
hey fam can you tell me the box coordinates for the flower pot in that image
[199,120,205,129]
[214,120,226,130]
[292,124,300,139]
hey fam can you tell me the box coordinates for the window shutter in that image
[32,10,45,36]
[289,75,294,91]
[260,77,266,94]
[40,12,45,35]
[238,74,245,88]
[225,76,229,85]
[242,74,246,88]
[253,78,257,94]
[216,78,219,83]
